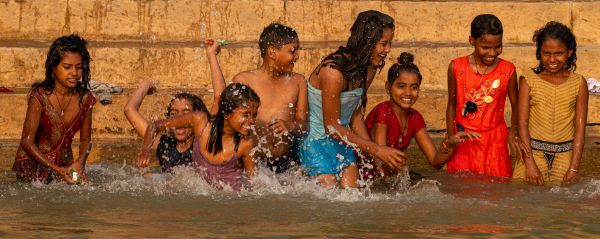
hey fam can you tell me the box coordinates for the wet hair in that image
[387,52,423,86]
[470,14,503,39]
[342,10,395,84]
[322,10,394,109]
[259,22,298,57]
[532,21,577,74]
[32,34,91,104]
[165,92,208,117]
[207,83,260,154]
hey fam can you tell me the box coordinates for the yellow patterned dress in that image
[512,70,584,182]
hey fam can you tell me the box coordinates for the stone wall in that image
[1,0,599,143]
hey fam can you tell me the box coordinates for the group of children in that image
[13,11,588,190]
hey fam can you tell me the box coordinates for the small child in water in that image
[445,14,526,178]
[14,34,96,184]
[138,83,260,190]
[231,23,307,173]
[360,52,478,181]
[512,21,588,186]
[124,38,225,173]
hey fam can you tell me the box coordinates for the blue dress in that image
[300,81,363,176]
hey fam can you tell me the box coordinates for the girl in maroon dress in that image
[360,52,477,181]
[14,35,96,184]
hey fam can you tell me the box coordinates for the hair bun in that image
[397,52,414,65]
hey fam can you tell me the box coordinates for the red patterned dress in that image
[448,55,515,177]
[13,87,96,183]
[359,101,426,180]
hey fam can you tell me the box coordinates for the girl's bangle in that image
[569,168,578,173]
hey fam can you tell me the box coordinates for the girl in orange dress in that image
[445,14,526,177]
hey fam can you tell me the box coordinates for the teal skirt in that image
[300,136,357,176]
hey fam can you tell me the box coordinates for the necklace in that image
[470,54,490,80]
[54,92,72,116]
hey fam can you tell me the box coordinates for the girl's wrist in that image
[568,168,578,173]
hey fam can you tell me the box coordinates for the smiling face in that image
[469,34,503,66]
[168,98,194,142]
[387,72,420,110]
[540,38,572,74]
[225,101,259,136]
[53,52,82,91]
[370,28,394,67]
[271,37,300,73]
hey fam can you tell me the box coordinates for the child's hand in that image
[137,150,152,168]
[448,131,481,146]
[205,38,221,56]
[375,145,407,169]
[269,117,291,135]
[140,79,158,95]
[562,169,580,185]
[508,129,529,159]
[57,167,77,185]
[525,160,545,186]
[68,161,87,182]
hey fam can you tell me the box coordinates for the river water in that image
[1,141,599,238]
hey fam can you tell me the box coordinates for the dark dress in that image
[13,87,96,183]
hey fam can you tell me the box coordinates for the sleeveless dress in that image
[13,87,96,183]
[359,101,426,180]
[192,134,244,190]
[300,81,363,176]
[155,134,193,172]
[512,70,583,182]
[447,55,515,177]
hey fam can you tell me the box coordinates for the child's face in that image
[540,38,572,74]
[469,34,503,66]
[370,28,394,67]
[53,52,82,90]
[169,98,194,142]
[387,72,420,109]
[226,101,259,136]
[271,38,299,73]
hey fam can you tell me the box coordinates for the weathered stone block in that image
[0,0,68,39]
[285,1,571,43]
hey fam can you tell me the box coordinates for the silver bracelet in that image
[569,168,578,172]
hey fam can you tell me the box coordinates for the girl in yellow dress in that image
[513,21,589,185]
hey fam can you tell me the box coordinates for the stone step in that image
[2,45,600,91]
[0,0,598,44]
[1,89,599,140]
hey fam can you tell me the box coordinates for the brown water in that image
[1,140,599,238]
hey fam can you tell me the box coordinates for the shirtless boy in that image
[232,23,307,173]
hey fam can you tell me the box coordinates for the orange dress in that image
[447,55,515,177]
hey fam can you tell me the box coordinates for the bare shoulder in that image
[238,136,255,155]
[232,71,258,84]
[317,66,345,86]
[289,72,307,85]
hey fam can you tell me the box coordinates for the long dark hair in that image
[340,10,394,85]
[323,10,394,108]
[32,34,91,104]
[387,52,422,85]
[532,21,577,74]
[207,83,260,154]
